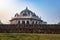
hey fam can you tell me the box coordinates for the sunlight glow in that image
[0,0,5,7]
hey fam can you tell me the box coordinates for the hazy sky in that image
[0,0,60,24]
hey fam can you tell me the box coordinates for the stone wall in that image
[0,24,60,34]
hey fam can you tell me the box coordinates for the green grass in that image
[0,33,60,40]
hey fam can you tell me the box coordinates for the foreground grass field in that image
[0,33,60,40]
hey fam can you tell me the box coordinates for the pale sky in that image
[0,0,60,24]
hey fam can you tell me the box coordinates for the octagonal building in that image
[10,7,47,24]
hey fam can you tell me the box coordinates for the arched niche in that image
[26,21,29,24]
[22,21,25,24]
[18,21,20,24]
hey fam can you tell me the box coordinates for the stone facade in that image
[0,24,60,34]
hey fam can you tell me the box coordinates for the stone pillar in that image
[34,21,36,24]
[25,20,27,24]
[20,20,22,24]
[29,20,32,24]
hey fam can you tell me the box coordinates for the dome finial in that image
[26,6,28,10]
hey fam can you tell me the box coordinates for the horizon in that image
[0,0,60,24]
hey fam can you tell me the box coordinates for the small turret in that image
[15,13,19,17]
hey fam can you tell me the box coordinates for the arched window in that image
[27,21,29,24]
[22,21,25,24]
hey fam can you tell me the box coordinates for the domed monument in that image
[10,7,47,24]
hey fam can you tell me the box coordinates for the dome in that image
[20,7,37,17]
[15,13,19,17]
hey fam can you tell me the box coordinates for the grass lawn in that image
[0,33,60,40]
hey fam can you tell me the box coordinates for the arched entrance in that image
[36,22,37,24]
[27,21,29,24]
[22,21,25,24]
[32,21,34,24]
